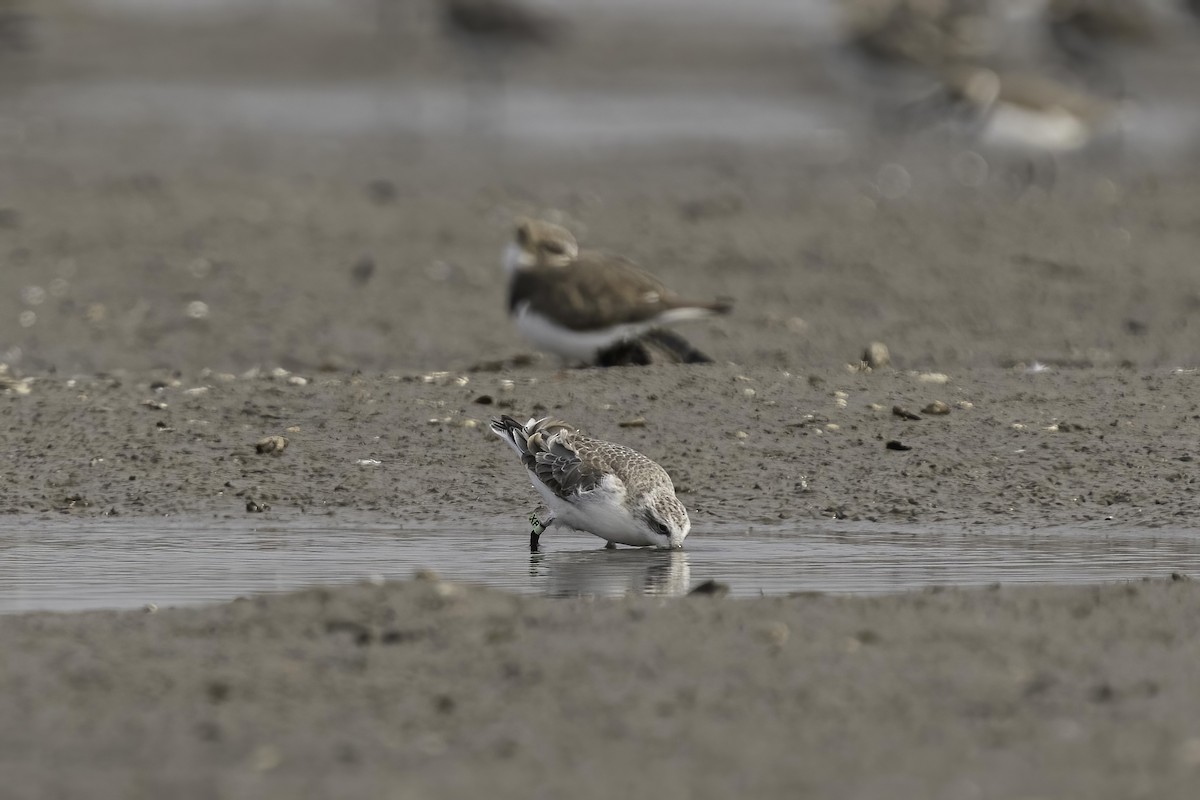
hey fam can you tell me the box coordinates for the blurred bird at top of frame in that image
[0,0,34,57]
[828,0,1001,122]
[1040,0,1157,95]
[835,0,997,71]
[502,218,733,367]
[435,0,565,131]
[440,0,561,47]
[490,415,691,552]
[1044,0,1157,53]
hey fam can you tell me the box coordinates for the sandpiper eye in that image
[655,521,670,536]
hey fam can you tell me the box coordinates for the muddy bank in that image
[2,364,1196,530]
[2,576,1199,800]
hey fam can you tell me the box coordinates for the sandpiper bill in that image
[491,415,690,552]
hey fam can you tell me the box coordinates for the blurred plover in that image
[490,415,690,552]
[942,65,1121,153]
[503,218,732,365]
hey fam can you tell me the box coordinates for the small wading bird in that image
[490,416,691,552]
[938,65,1121,153]
[503,218,732,366]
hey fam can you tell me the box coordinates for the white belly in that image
[981,104,1091,153]
[513,305,645,362]
[528,471,658,547]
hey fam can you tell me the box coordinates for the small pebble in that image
[255,435,288,455]
[892,405,922,421]
[922,401,951,415]
[757,621,790,646]
[863,342,890,369]
[885,440,912,451]
[619,417,647,428]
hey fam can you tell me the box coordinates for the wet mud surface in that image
[3,2,1200,797]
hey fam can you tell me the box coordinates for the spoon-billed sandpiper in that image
[490,415,691,552]
[503,218,731,365]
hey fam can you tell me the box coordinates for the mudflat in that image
[3,3,1200,797]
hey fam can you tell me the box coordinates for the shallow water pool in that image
[2,516,1199,612]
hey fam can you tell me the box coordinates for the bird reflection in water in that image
[530,547,691,598]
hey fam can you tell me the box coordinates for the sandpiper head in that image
[638,491,691,550]
[504,217,579,273]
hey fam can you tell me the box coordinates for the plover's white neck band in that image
[503,241,528,275]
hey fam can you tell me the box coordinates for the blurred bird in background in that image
[503,218,732,367]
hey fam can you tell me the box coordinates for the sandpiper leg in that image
[604,540,617,550]
[529,512,553,552]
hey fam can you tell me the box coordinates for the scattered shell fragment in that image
[255,435,289,455]
[246,500,270,513]
[956,401,974,410]
[249,745,282,772]
[355,458,382,466]
[922,401,951,415]
[141,400,168,410]
[618,417,647,428]
[917,372,950,384]
[287,375,308,386]
[863,342,891,369]
[892,405,922,421]
[756,621,790,646]
[421,372,468,386]
[0,365,33,396]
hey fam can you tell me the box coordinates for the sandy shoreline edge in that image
[2,575,1199,799]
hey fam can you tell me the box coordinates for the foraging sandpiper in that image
[491,415,691,552]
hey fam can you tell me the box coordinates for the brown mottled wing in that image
[509,251,687,332]
[570,435,672,497]
[524,431,608,500]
